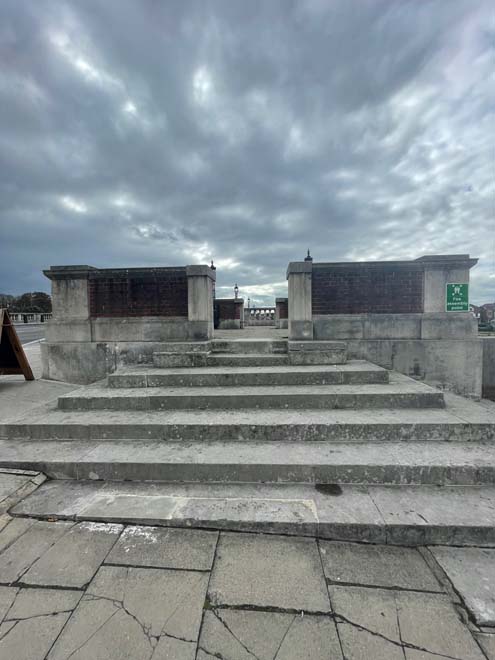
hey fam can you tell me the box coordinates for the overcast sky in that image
[0,0,493,304]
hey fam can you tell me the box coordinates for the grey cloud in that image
[0,0,493,305]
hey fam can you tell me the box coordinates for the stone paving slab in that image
[6,587,82,620]
[0,520,74,584]
[106,525,218,570]
[330,585,486,660]
[0,586,82,660]
[0,517,36,554]
[319,541,442,592]
[21,521,123,588]
[198,609,342,660]
[429,546,495,626]
[48,565,209,660]
[208,532,330,612]
[474,632,495,659]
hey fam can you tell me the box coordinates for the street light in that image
[234,283,239,299]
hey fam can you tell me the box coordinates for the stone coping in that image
[44,264,216,281]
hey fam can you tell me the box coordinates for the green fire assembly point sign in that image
[446,283,469,312]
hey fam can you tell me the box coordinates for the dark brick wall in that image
[312,263,424,314]
[89,268,188,318]
[277,300,288,319]
[215,299,242,320]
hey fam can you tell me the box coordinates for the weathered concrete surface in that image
[108,360,389,388]
[10,480,495,546]
[208,533,330,611]
[1,437,494,485]
[0,375,79,424]
[0,509,491,660]
[106,525,218,570]
[21,521,122,588]
[57,378,446,411]
[4,379,495,443]
[48,565,208,660]
[320,541,441,591]
[198,610,341,660]
[0,520,74,584]
[429,546,495,626]
[346,337,483,398]
[475,632,495,659]
[330,586,485,660]
[0,469,46,516]
[0,588,80,660]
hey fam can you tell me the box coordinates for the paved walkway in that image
[0,470,493,659]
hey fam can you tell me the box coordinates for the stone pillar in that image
[286,262,313,340]
[43,266,95,342]
[186,264,216,340]
[417,255,478,313]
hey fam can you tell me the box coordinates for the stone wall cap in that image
[215,298,244,303]
[286,261,313,278]
[43,265,97,280]
[415,254,478,268]
[276,297,288,303]
[186,264,217,280]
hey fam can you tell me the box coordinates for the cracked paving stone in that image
[208,532,330,611]
[0,517,36,554]
[21,521,123,589]
[105,524,218,571]
[0,520,73,584]
[6,587,82,620]
[0,587,81,660]
[474,633,495,660]
[330,584,403,659]
[429,546,495,627]
[319,540,442,592]
[0,586,18,622]
[47,564,209,659]
[197,608,342,660]
[330,585,486,660]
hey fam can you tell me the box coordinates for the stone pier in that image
[41,263,216,383]
[287,254,481,397]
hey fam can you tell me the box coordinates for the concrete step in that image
[107,362,389,388]
[0,438,493,485]
[10,479,495,546]
[3,398,494,442]
[57,380,445,411]
[211,339,288,354]
[206,353,289,367]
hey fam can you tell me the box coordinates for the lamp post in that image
[234,283,239,299]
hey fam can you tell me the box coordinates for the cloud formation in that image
[0,0,493,303]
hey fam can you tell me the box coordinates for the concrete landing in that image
[10,479,495,546]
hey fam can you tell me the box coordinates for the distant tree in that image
[11,292,52,313]
[0,294,14,309]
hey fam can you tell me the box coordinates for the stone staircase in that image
[1,338,495,545]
